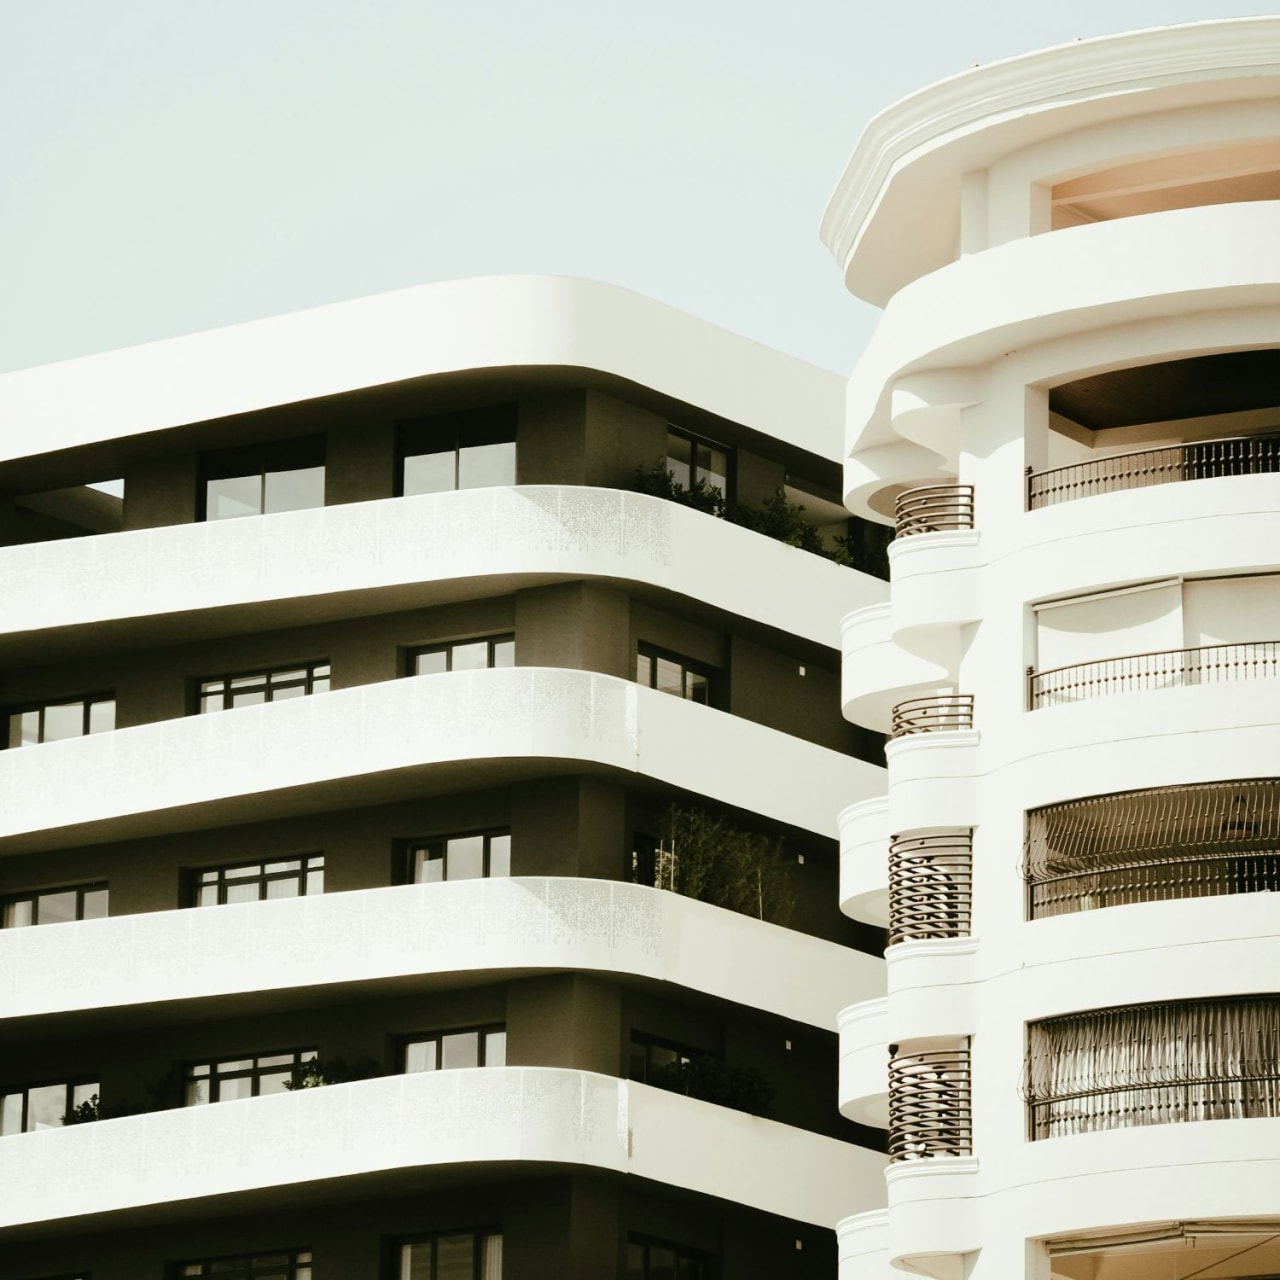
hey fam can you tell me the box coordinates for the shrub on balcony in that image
[654,803,796,927]
[61,1093,101,1125]
[649,1055,775,1118]
[284,1056,382,1091]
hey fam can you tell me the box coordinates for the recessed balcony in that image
[887,1041,972,1163]
[1029,640,1280,708]
[887,830,973,946]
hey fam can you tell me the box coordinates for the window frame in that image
[1,881,108,929]
[195,660,331,713]
[183,1047,318,1107]
[407,634,515,677]
[188,855,324,908]
[198,435,327,522]
[396,404,518,498]
[628,1031,710,1084]
[389,1228,503,1280]
[5,693,116,749]
[400,1024,507,1074]
[625,1232,714,1280]
[665,425,732,502]
[635,643,717,707]
[405,829,512,884]
[170,1247,313,1280]
[0,1078,100,1136]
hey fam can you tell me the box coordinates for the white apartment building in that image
[828,17,1280,1280]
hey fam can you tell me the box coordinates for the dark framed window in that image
[398,404,517,497]
[2,882,108,928]
[408,830,511,883]
[666,426,730,500]
[402,1025,507,1074]
[625,1234,712,1280]
[6,694,115,748]
[392,1230,503,1280]
[185,1048,317,1106]
[0,1079,98,1136]
[197,662,330,712]
[628,1033,704,1085]
[191,856,324,907]
[200,436,326,521]
[172,1249,312,1279]
[635,644,714,705]
[410,635,514,676]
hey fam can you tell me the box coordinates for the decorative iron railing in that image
[888,831,974,945]
[889,693,975,739]
[1029,641,1280,708]
[895,484,975,537]
[888,1045,973,1161]
[1025,778,1280,918]
[1027,432,1280,510]
[1025,997,1280,1140]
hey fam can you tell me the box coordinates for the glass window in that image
[396,1230,502,1280]
[184,1049,316,1106]
[5,695,115,748]
[201,437,326,522]
[0,1080,98,1136]
[174,1249,312,1279]
[410,635,514,676]
[399,405,516,497]
[402,1026,506,1075]
[192,856,323,907]
[665,427,729,500]
[626,1235,710,1280]
[628,1033,701,1085]
[409,831,510,884]
[197,662,330,713]
[1,882,108,929]
[635,645,714,706]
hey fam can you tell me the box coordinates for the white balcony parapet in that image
[0,878,885,1030]
[0,1068,888,1232]
[0,667,885,852]
[0,486,886,658]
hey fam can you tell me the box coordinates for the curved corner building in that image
[826,18,1280,1280]
[0,277,892,1277]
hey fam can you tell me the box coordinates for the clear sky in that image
[2,1,1274,377]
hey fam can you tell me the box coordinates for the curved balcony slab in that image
[885,731,981,834]
[884,1157,981,1273]
[837,1209,897,1280]
[841,604,949,733]
[848,200,1280,449]
[0,1067,888,1233]
[0,276,845,472]
[838,796,890,926]
[884,939,980,1045]
[838,997,889,1128]
[886,531,983,633]
[0,486,885,664]
[0,667,885,854]
[0,877,885,1031]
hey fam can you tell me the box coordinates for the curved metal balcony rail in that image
[1027,431,1280,510]
[889,693,974,739]
[888,831,974,945]
[1025,997,1280,1141]
[894,484,975,538]
[888,1045,973,1162]
[1029,641,1280,709]
[1026,778,1280,919]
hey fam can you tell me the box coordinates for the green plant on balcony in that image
[632,459,727,516]
[284,1056,382,1091]
[649,1055,775,1118]
[62,1093,100,1125]
[654,803,796,927]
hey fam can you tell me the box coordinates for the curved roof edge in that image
[0,275,844,465]
[820,17,1280,303]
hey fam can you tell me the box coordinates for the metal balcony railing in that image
[1029,641,1280,709]
[888,1045,973,1161]
[894,484,975,538]
[1025,778,1280,919]
[1027,431,1280,510]
[1026,997,1280,1140]
[888,831,974,945]
[889,693,974,739]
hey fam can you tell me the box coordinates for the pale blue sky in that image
[2,1,1273,376]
